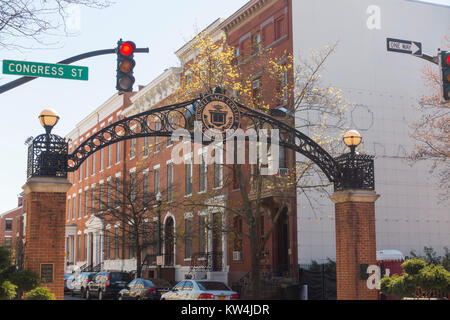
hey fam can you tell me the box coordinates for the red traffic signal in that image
[440,51,450,101]
[119,41,135,56]
[116,40,136,92]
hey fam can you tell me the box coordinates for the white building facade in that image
[292,0,450,264]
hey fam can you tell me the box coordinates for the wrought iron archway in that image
[27,90,374,191]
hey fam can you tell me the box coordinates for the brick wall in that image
[332,193,379,300]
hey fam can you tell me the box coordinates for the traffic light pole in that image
[0,47,149,95]
[416,52,438,65]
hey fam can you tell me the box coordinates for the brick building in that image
[0,194,26,267]
[63,0,299,294]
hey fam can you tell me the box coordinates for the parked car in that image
[160,280,239,300]
[70,272,96,298]
[64,274,75,293]
[117,278,172,300]
[85,271,133,300]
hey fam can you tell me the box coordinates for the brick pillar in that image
[22,176,72,300]
[330,189,380,300]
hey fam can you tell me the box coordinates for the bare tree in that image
[410,36,450,201]
[0,0,112,49]
[92,165,180,278]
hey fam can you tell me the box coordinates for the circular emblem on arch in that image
[195,93,240,138]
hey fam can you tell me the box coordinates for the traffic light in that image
[116,40,136,92]
[439,50,450,101]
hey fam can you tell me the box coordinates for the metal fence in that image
[298,264,336,300]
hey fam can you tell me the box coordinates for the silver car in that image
[161,280,239,300]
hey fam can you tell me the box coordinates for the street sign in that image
[386,38,422,56]
[2,60,88,81]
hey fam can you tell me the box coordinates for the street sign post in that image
[386,38,422,56]
[2,60,88,81]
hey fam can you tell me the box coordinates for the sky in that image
[0,0,449,214]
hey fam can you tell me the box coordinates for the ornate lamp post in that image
[330,129,379,300]
[156,192,162,279]
[22,109,71,300]
[27,109,68,179]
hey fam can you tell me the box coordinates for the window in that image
[67,199,71,221]
[199,215,208,255]
[130,172,136,202]
[115,177,121,207]
[78,193,82,219]
[108,144,112,167]
[100,149,104,171]
[5,219,12,232]
[143,172,149,207]
[275,17,285,40]
[79,164,83,182]
[233,216,243,253]
[185,218,192,259]
[279,133,287,170]
[144,136,149,157]
[167,164,173,202]
[72,196,76,220]
[84,190,89,217]
[252,78,262,109]
[199,154,207,193]
[155,122,161,153]
[84,234,88,261]
[85,157,89,179]
[185,161,192,196]
[105,230,110,260]
[129,225,134,259]
[98,184,104,211]
[91,187,96,215]
[154,168,160,196]
[214,149,223,188]
[73,171,77,184]
[4,237,12,248]
[116,141,121,163]
[253,33,261,53]
[77,235,81,262]
[114,227,120,259]
[107,181,112,208]
[130,138,136,159]
[167,116,174,146]
[282,68,288,105]
[92,153,96,175]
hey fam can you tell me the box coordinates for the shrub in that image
[25,287,56,300]
[0,281,18,300]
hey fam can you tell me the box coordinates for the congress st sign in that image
[2,60,88,81]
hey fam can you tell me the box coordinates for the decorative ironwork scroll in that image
[61,89,375,191]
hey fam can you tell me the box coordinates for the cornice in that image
[219,0,275,34]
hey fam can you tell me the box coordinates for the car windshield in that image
[110,273,131,282]
[197,282,231,291]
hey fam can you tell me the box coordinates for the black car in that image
[70,272,96,298]
[118,278,172,300]
[85,271,133,300]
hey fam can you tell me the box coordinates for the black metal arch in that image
[65,93,374,191]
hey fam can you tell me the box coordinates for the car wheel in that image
[71,290,75,297]
[98,290,103,300]
[118,295,123,301]
[81,288,85,299]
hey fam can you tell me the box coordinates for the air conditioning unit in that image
[279,168,289,176]
[233,251,242,261]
